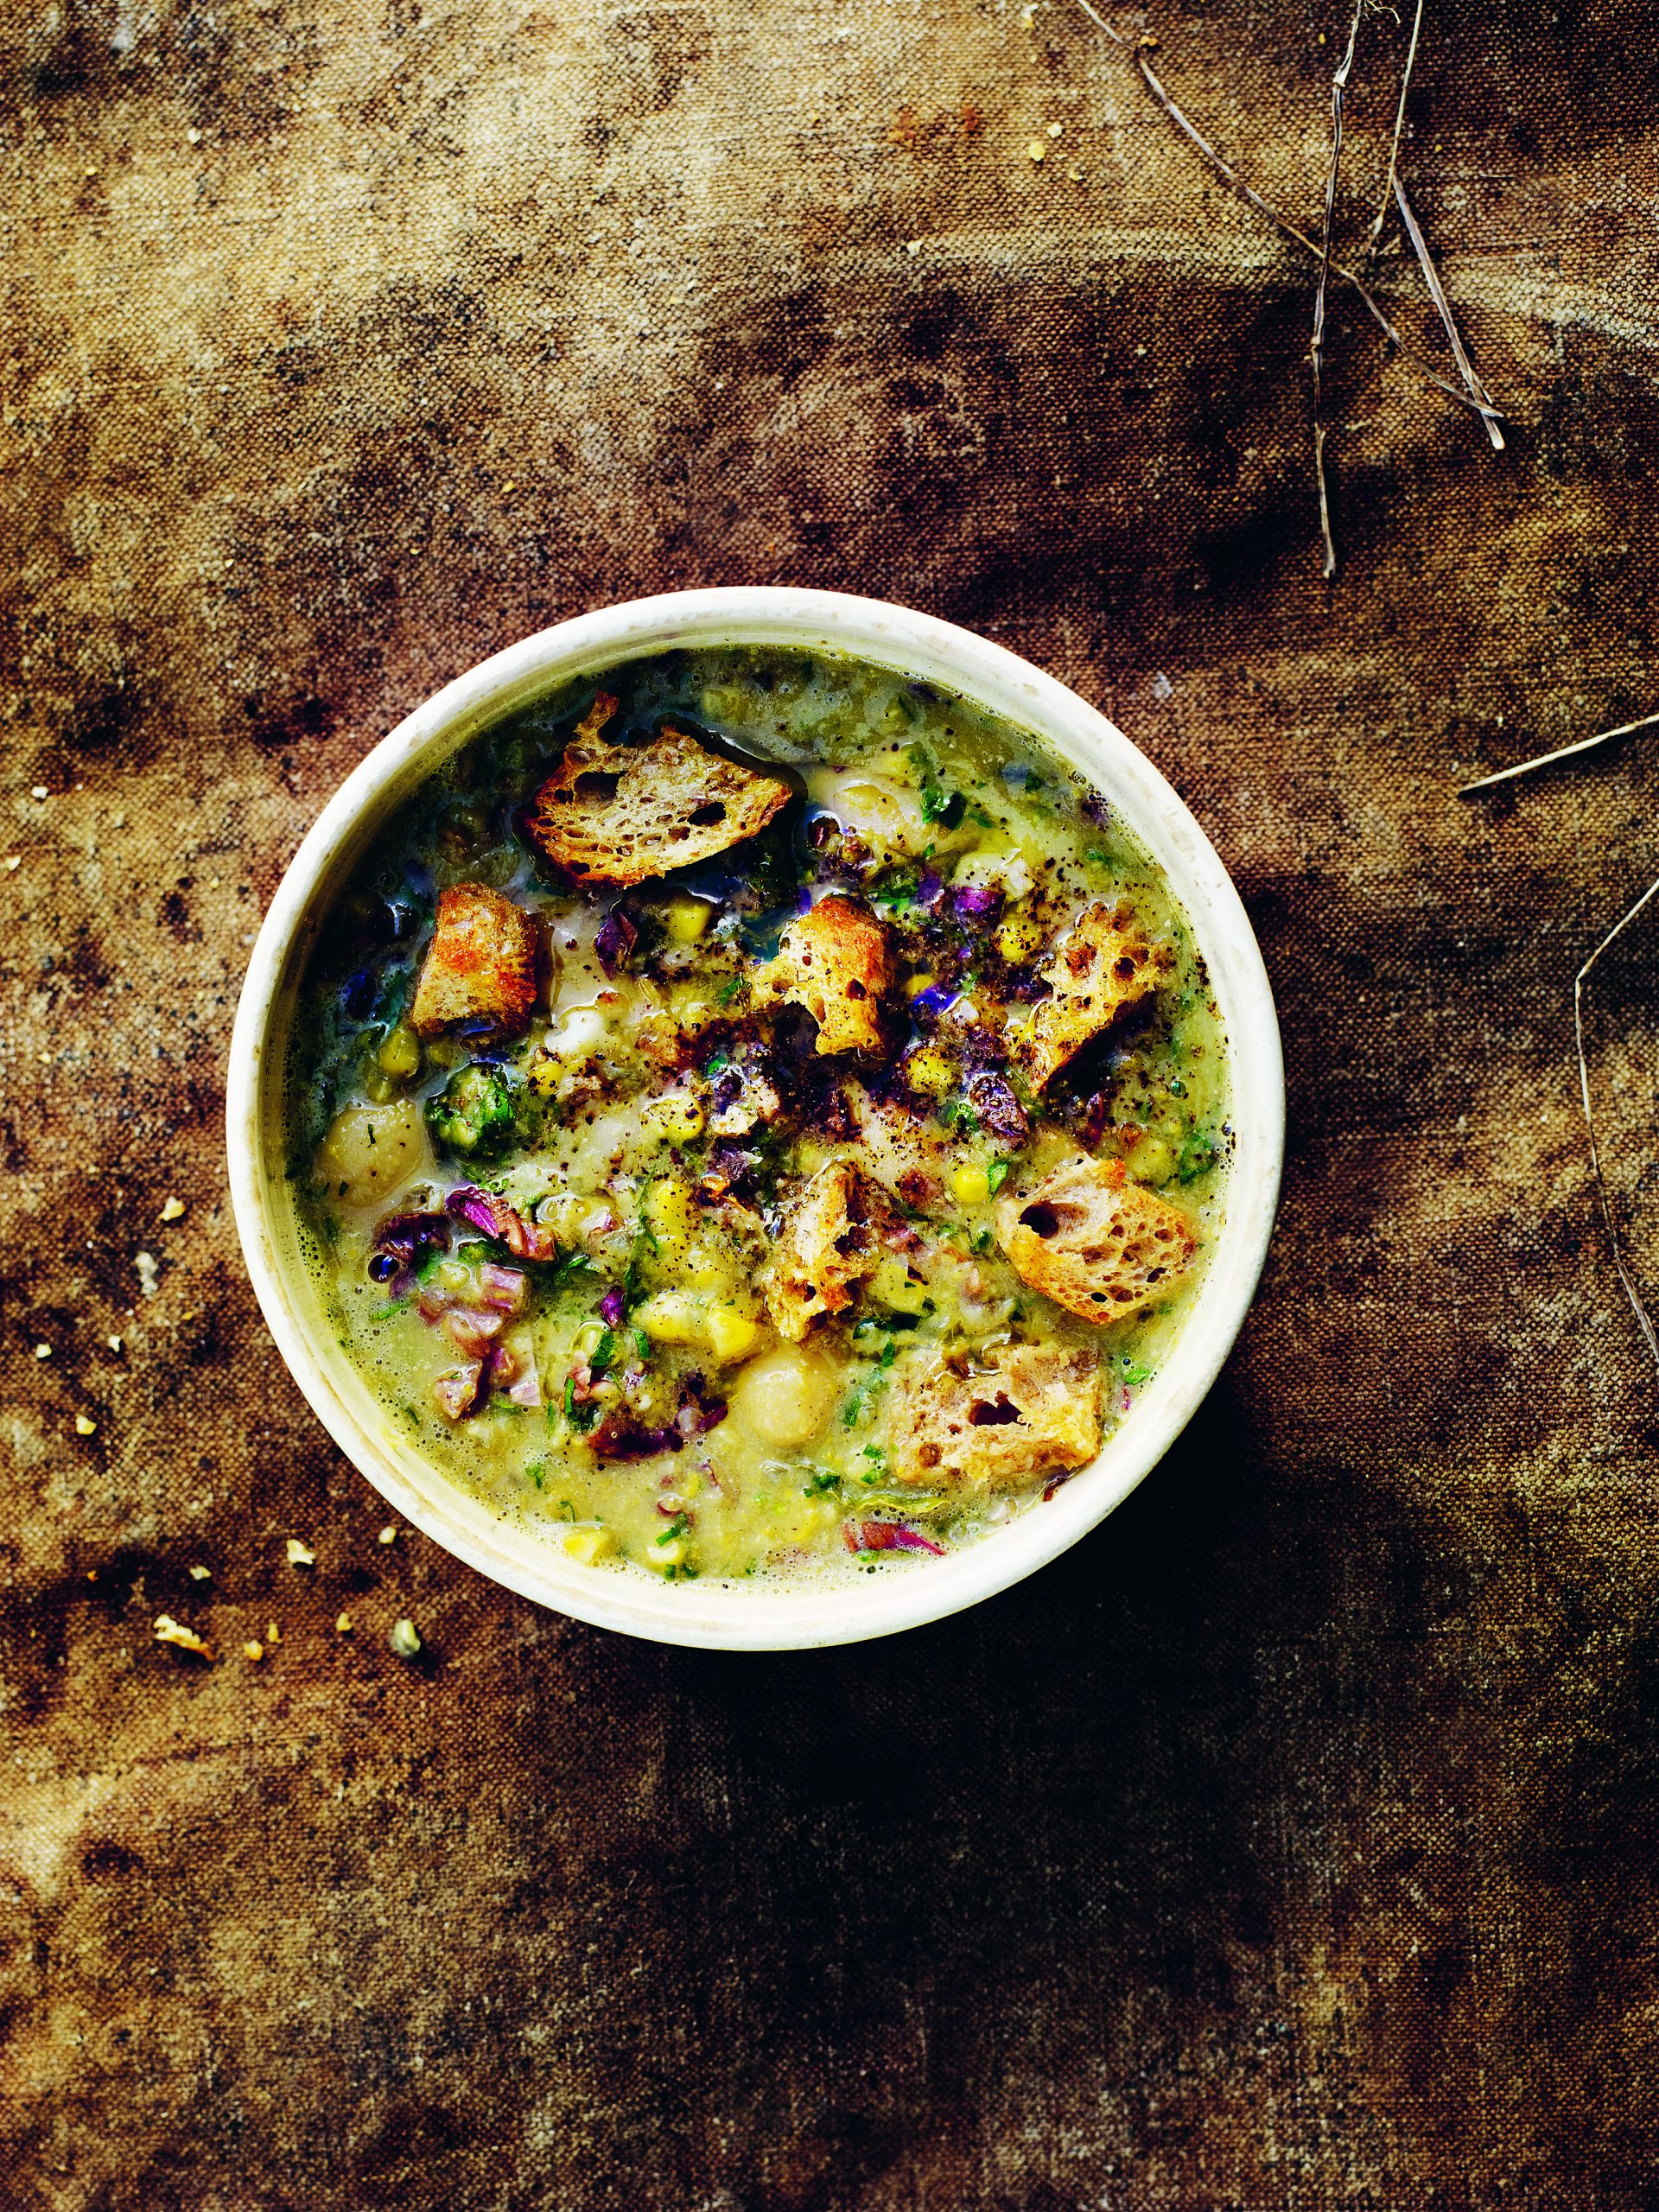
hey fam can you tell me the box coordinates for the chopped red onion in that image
[433,1362,486,1421]
[951,882,1001,921]
[845,1519,945,1556]
[369,1210,451,1297]
[478,1262,528,1313]
[445,1185,559,1262]
[594,907,639,976]
[598,1286,626,1327]
[444,1306,505,1358]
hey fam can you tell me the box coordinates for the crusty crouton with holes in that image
[410,882,542,1039]
[1014,900,1168,1091]
[995,1148,1197,1324]
[889,1343,1102,1487]
[524,695,791,888]
[764,1160,905,1340]
[761,895,893,1055]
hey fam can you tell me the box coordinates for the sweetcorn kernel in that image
[650,1538,687,1570]
[634,1290,705,1346]
[1128,1136,1176,1185]
[664,895,715,943]
[377,1022,422,1078]
[645,1176,696,1242]
[686,1243,734,1292]
[644,1092,706,1142]
[525,1052,562,1100]
[706,1304,762,1363]
[997,910,1046,962]
[904,973,938,999]
[951,1163,992,1207]
[563,1526,616,1566]
[906,1046,954,1096]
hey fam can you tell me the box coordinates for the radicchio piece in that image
[843,1520,945,1557]
[917,868,944,908]
[598,1286,626,1328]
[588,1374,726,1462]
[368,1210,452,1296]
[594,906,639,977]
[434,1362,486,1421]
[588,1411,676,1461]
[965,1071,1029,1146]
[909,983,959,1020]
[445,1185,559,1262]
[951,882,1001,923]
[677,1372,728,1438]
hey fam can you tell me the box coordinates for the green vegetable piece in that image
[1178,1129,1218,1184]
[425,1062,518,1157]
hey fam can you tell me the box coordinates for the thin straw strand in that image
[1394,176,1504,450]
[1459,709,1659,795]
[1067,0,1507,431]
[1575,877,1659,1375]
[1365,0,1424,255]
[1313,0,1366,578]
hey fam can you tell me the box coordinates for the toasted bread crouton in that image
[995,1149,1197,1323]
[1015,900,1168,1091]
[761,895,893,1055]
[888,1343,1103,1488]
[524,698,791,888]
[410,882,541,1039]
[764,1160,904,1340]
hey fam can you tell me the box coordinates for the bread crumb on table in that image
[154,1615,214,1659]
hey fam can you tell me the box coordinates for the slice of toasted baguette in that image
[524,698,791,888]
[1015,900,1167,1091]
[410,881,542,1039]
[888,1342,1102,1487]
[764,1159,902,1340]
[760,894,893,1055]
[995,1149,1197,1323]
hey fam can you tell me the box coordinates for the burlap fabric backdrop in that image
[4,0,1658,2203]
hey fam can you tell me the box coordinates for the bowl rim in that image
[226,585,1283,1649]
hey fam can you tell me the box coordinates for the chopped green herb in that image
[716,977,744,1006]
[803,1470,841,1497]
[987,1157,1012,1195]
[1178,1129,1218,1183]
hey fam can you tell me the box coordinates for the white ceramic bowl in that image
[227,588,1282,1649]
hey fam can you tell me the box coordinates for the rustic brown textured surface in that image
[4,0,1659,2204]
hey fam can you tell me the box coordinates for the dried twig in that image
[1364,0,1424,256]
[1312,0,1367,578]
[1459,709,1659,795]
[1575,876,1659,1375]
[1394,176,1504,449]
[1067,0,1506,428]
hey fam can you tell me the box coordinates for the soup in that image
[287,646,1230,1585]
